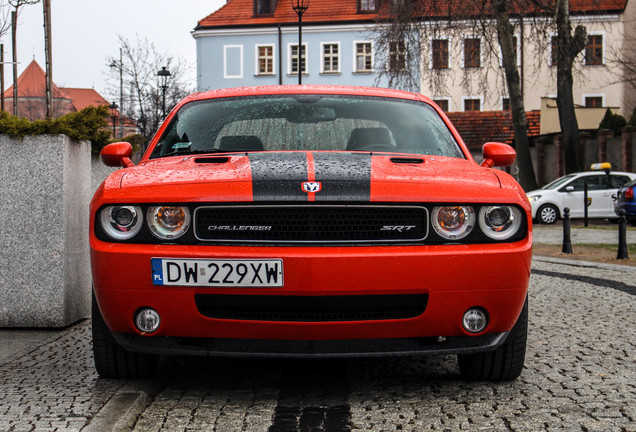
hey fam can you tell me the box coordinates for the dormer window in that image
[254,0,277,16]
[358,0,377,13]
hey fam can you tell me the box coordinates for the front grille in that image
[194,294,428,322]
[194,205,428,243]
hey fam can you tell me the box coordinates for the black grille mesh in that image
[194,294,428,322]
[194,205,427,242]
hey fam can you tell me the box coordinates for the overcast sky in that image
[1,0,225,99]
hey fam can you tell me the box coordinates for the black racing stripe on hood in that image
[249,153,308,201]
[313,153,371,201]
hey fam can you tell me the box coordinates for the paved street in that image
[1,259,635,431]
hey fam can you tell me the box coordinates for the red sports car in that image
[90,86,531,381]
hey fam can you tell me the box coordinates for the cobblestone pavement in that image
[1,259,635,431]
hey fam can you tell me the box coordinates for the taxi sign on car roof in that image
[591,162,611,171]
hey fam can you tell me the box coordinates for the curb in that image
[533,255,636,272]
[82,379,166,432]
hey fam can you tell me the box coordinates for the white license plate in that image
[151,258,283,287]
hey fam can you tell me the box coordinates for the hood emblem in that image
[302,181,322,193]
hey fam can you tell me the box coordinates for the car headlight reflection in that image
[527,195,541,202]
[100,205,143,240]
[432,206,475,240]
[147,206,191,240]
[479,206,522,240]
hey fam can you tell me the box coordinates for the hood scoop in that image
[194,157,230,164]
[390,157,424,164]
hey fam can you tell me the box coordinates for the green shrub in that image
[0,105,111,155]
[598,108,627,136]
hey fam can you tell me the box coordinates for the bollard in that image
[617,209,629,260]
[562,207,573,254]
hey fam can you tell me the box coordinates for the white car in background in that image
[527,167,636,224]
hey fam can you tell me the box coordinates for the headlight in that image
[431,206,475,240]
[147,206,191,240]
[527,195,541,202]
[100,205,143,240]
[479,206,522,240]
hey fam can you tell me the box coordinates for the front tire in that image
[537,204,559,224]
[457,297,528,381]
[92,293,159,379]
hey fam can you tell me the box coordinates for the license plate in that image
[151,258,283,287]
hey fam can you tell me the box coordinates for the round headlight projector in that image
[462,308,488,333]
[135,308,161,334]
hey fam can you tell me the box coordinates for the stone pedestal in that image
[0,135,91,327]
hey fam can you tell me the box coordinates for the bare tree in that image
[373,0,538,190]
[373,0,603,184]
[105,35,194,139]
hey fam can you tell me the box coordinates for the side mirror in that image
[101,142,135,168]
[480,142,516,168]
[565,186,574,192]
[612,194,617,201]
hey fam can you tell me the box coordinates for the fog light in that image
[135,308,160,333]
[462,308,488,333]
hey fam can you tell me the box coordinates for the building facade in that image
[193,0,415,91]
[194,0,635,119]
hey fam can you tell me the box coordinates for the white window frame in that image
[320,41,341,74]
[498,34,520,67]
[462,95,483,112]
[432,97,451,112]
[582,93,605,108]
[255,44,275,76]
[462,36,483,69]
[583,31,605,66]
[287,42,308,75]
[223,45,244,79]
[429,37,452,69]
[353,40,374,73]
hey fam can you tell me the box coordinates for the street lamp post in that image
[157,66,171,118]
[109,102,118,138]
[109,49,124,138]
[291,0,309,85]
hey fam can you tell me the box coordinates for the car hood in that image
[100,152,523,204]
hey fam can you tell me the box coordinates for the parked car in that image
[614,179,636,226]
[90,85,532,381]
[527,168,636,224]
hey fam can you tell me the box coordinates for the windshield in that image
[150,95,464,159]
[542,174,576,190]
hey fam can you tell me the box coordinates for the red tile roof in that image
[62,88,110,111]
[3,60,69,100]
[447,110,541,151]
[197,0,627,28]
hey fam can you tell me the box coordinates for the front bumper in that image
[91,238,532,355]
[112,331,510,358]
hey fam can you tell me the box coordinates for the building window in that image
[254,0,275,15]
[464,98,481,111]
[432,39,449,69]
[550,36,559,66]
[257,45,274,75]
[502,98,510,111]
[322,43,339,73]
[585,34,603,65]
[433,99,449,112]
[355,42,373,72]
[358,0,377,12]
[290,44,307,75]
[463,38,481,68]
[500,36,519,67]
[223,45,243,79]
[584,96,603,108]
[389,41,406,72]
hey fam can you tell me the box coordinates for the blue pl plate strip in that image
[151,258,164,285]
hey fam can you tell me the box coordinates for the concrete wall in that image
[0,135,92,327]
